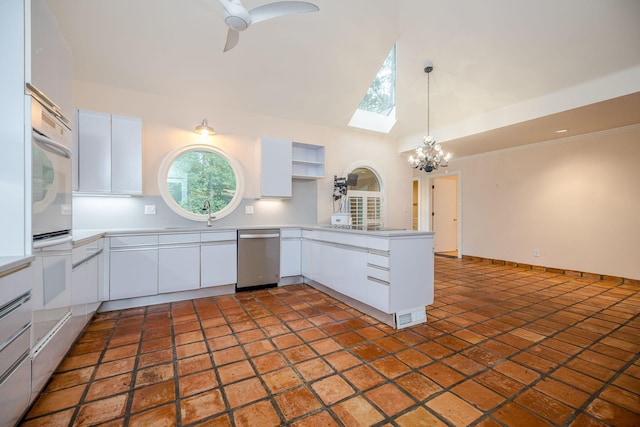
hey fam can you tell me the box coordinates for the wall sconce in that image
[194,119,215,135]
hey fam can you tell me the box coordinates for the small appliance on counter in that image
[331,213,352,226]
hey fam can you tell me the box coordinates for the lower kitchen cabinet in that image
[110,247,158,300]
[109,235,158,300]
[201,231,237,287]
[280,228,301,277]
[301,228,433,328]
[159,245,200,293]
[158,233,200,293]
[71,237,103,335]
[0,261,32,427]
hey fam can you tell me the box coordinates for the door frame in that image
[425,171,462,258]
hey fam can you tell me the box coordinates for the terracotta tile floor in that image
[20,258,640,426]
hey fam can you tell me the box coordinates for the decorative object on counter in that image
[332,174,357,226]
[194,119,215,135]
[408,61,452,173]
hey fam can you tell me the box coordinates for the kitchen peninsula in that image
[86,225,434,329]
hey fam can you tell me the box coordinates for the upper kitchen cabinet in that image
[29,0,73,119]
[256,137,325,198]
[292,142,325,179]
[76,109,143,195]
[257,137,293,198]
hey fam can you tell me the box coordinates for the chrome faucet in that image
[201,199,215,227]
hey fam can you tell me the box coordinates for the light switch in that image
[245,205,254,215]
[145,205,156,215]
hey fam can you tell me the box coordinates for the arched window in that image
[347,167,383,228]
[158,144,245,222]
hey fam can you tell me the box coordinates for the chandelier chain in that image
[407,62,452,173]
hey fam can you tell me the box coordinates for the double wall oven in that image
[28,85,75,396]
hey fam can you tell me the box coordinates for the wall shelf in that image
[292,142,325,179]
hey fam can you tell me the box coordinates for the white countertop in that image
[0,255,35,276]
[72,225,434,239]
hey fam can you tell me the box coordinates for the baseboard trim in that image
[460,255,639,286]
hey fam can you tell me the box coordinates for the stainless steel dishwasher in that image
[237,229,280,290]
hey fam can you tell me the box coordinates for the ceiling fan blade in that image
[223,29,240,52]
[249,1,319,25]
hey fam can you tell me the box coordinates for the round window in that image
[158,144,245,221]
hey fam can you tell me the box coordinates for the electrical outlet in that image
[245,205,254,215]
[533,249,540,257]
[145,205,156,215]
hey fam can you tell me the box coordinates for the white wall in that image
[428,125,640,280]
[71,81,413,229]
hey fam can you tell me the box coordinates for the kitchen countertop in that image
[0,255,35,276]
[72,225,433,239]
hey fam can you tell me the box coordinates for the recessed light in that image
[555,129,568,134]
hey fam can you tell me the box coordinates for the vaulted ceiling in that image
[46,0,640,156]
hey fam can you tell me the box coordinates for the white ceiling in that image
[46,0,640,156]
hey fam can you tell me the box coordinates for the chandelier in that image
[408,62,452,173]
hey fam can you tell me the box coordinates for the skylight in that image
[348,44,397,133]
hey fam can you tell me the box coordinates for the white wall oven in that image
[30,86,72,242]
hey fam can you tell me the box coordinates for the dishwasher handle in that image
[239,233,280,239]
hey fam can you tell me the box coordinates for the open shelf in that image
[292,142,325,179]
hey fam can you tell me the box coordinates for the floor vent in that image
[395,308,426,329]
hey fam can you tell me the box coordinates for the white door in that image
[432,176,458,253]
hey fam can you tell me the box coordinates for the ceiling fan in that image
[219,0,319,52]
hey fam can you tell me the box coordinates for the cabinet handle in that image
[366,276,389,286]
[72,249,103,269]
[0,292,31,321]
[239,234,279,239]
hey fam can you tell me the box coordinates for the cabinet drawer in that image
[0,324,30,377]
[0,292,32,348]
[0,350,30,427]
[367,252,389,269]
[280,228,302,239]
[0,265,31,306]
[366,265,390,283]
[111,235,158,248]
[201,231,237,242]
[367,278,389,313]
[159,233,199,244]
[367,237,389,251]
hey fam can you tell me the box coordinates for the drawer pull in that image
[0,292,31,320]
[0,322,30,353]
[367,276,389,286]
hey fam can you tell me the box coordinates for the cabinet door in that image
[111,115,142,195]
[280,239,301,277]
[78,109,111,193]
[158,246,200,293]
[259,137,292,198]
[201,242,237,287]
[109,249,158,299]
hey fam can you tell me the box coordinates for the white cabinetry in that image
[292,142,325,179]
[301,229,433,328]
[108,232,239,301]
[0,262,32,427]
[258,137,292,198]
[30,0,73,118]
[109,235,158,300]
[71,237,103,335]
[280,228,301,277]
[201,231,237,287]
[77,109,142,195]
[158,234,200,293]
